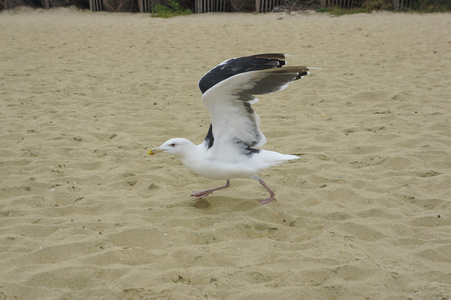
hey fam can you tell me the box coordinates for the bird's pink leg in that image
[258,178,275,204]
[191,180,230,198]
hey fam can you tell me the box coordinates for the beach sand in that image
[0,7,450,299]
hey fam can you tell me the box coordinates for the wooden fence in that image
[87,0,172,12]
[195,0,362,13]
[255,0,283,12]
[137,0,153,12]
[320,0,417,9]
[0,0,420,12]
[194,0,229,12]
[89,0,103,11]
[194,0,419,12]
[320,0,363,8]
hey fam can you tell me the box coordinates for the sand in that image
[0,7,450,299]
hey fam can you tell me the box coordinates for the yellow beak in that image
[148,148,164,155]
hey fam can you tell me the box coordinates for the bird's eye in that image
[170,143,176,147]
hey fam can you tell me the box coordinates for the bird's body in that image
[149,53,315,203]
[157,138,298,181]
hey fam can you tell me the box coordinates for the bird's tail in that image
[258,150,299,168]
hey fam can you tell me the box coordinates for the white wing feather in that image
[201,67,308,159]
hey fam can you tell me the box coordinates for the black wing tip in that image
[199,53,289,94]
[253,53,286,61]
[264,66,311,81]
[244,53,287,69]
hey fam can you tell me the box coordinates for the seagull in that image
[149,53,314,204]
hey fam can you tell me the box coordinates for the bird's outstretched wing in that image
[201,58,310,157]
[199,53,289,150]
[198,53,287,94]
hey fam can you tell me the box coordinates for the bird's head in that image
[148,138,194,156]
